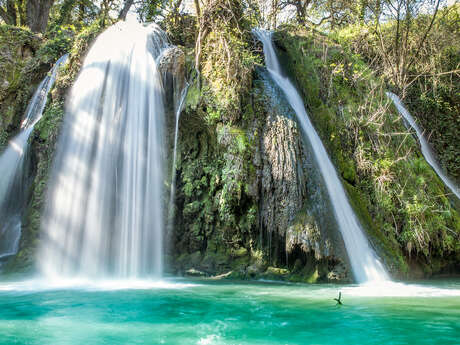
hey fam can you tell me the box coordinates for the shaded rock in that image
[157,46,186,116]
[253,69,351,281]
[209,271,233,280]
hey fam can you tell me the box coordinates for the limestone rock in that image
[185,268,206,277]
[157,46,186,116]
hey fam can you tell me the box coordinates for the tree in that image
[371,0,443,91]
[278,0,313,24]
[26,0,55,32]
[1,0,54,32]
[118,0,134,20]
[0,0,20,25]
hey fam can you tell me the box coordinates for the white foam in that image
[0,278,200,292]
[342,281,460,297]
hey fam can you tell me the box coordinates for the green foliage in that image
[196,0,261,124]
[55,21,103,93]
[0,25,42,147]
[36,24,75,63]
[35,101,65,140]
[200,26,260,124]
[135,0,166,22]
[275,27,459,276]
[333,4,460,181]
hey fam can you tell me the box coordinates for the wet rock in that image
[157,46,186,116]
[246,264,261,277]
[254,69,350,280]
[185,268,206,277]
[262,266,290,280]
[327,262,348,282]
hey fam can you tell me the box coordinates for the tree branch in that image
[118,0,134,20]
[406,0,441,72]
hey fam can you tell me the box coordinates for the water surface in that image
[0,279,459,344]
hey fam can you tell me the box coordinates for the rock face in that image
[157,45,187,181]
[258,77,306,244]
[254,70,307,263]
[171,69,351,282]
[253,70,350,281]
[157,46,186,116]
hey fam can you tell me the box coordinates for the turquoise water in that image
[0,279,459,344]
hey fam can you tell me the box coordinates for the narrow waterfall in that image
[0,54,68,263]
[255,30,388,283]
[387,92,460,200]
[39,22,170,279]
[167,84,188,231]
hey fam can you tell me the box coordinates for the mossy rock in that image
[274,26,460,278]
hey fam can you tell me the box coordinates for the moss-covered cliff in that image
[273,26,459,278]
[171,66,351,282]
[1,16,458,282]
[0,26,42,147]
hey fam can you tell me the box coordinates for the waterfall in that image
[254,30,388,283]
[387,92,460,200]
[0,54,68,263]
[39,22,170,279]
[167,84,188,232]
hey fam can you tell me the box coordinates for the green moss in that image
[266,267,289,276]
[274,27,459,277]
[232,247,248,257]
[0,25,43,145]
[171,21,262,277]
[35,102,65,140]
[305,267,320,283]
[185,78,201,110]
[5,100,66,273]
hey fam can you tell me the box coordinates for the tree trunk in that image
[0,8,14,24]
[118,0,134,20]
[26,0,54,32]
[18,0,26,26]
[0,0,18,25]
[78,1,85,22]
[296,3,306,25]
[7,0,18,24]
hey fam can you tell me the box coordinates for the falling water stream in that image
[39,22,172,279]
[167,83,189,231]
[255,30,388,283]
[0,54,68,262]
[387,92,460,199]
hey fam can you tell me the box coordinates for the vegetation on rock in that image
[0,0,459,281]
[275,25,459,276]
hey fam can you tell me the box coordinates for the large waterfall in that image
[255,30,388,283]
[39,22,170,279]
[387,92,460,200]
[0,54,68,263]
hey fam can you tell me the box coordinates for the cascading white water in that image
[167,84,188,227]
[0,54,68,262]
[387,92,460,200]
[39,22,170,279]
[255,30,388,283]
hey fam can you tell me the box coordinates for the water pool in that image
[0,279,459,344]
